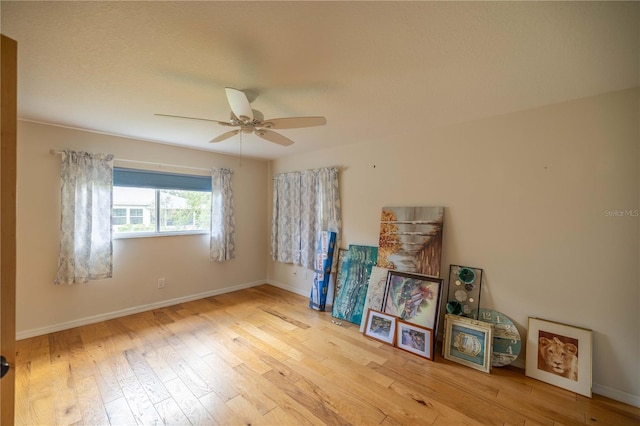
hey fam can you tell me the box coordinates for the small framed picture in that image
[363,309,397,345]
[526,317,592,398]
[396,320,434,360]
[443,314,493,373]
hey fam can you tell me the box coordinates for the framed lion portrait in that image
[525,317,592,397]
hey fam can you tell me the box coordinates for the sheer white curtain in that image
[55,150,114,285]
[271,167,341,269]
[271,172,302,264]
[210,168,235,261]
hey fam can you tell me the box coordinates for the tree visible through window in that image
[159,190,211,231]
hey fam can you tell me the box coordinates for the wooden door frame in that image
[1,34,18,426]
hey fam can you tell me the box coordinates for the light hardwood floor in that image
[15,284,640,425]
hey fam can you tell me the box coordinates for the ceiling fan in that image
[156,88,326,146]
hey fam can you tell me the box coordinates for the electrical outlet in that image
[157,278,165,289]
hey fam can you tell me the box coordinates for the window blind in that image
[113,167,211,192]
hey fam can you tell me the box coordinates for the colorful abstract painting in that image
[332,245,379,325]
[382,271,443,330]
[377,206,444,277]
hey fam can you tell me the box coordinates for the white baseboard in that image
[593,383,640,408]
[266,279,309,298]
[16,280,264,340]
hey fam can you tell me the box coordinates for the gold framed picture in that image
[443,314,493,373]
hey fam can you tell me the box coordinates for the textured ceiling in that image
[1,1,638,160]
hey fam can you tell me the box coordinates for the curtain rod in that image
[49,149,215,173]
[272,166,343,178]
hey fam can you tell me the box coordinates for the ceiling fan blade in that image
[225,87,253,121]
[255,129,295,146]
[260,116,327,129]
[155,113,232,126]
[210,129,240,143]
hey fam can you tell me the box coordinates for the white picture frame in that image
[363,309,397,345]
[526,317,592,398]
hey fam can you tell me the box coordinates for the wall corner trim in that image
[265,279,309,298]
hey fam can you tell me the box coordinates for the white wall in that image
[16,121,269,337]
[268,88,640,405]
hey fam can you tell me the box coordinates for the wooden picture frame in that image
[396,320,434,361]
[382,270,444,356]
[363,309,397,345]
[525,317,592,398]
[443,314,493,373]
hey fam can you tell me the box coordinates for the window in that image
[113,168,211,237]
[113,208,127,225]
[159,190,210,231]
[129,208,143,225]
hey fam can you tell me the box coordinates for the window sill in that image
[113,230,209,239]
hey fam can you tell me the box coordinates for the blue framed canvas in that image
[309,231,336,311]
[331,245,378,325]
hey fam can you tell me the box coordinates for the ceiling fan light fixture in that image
[157,87,326,147]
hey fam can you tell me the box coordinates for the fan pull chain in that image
[239,129,243,166]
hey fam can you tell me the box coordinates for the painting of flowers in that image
[382,271,444,331]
